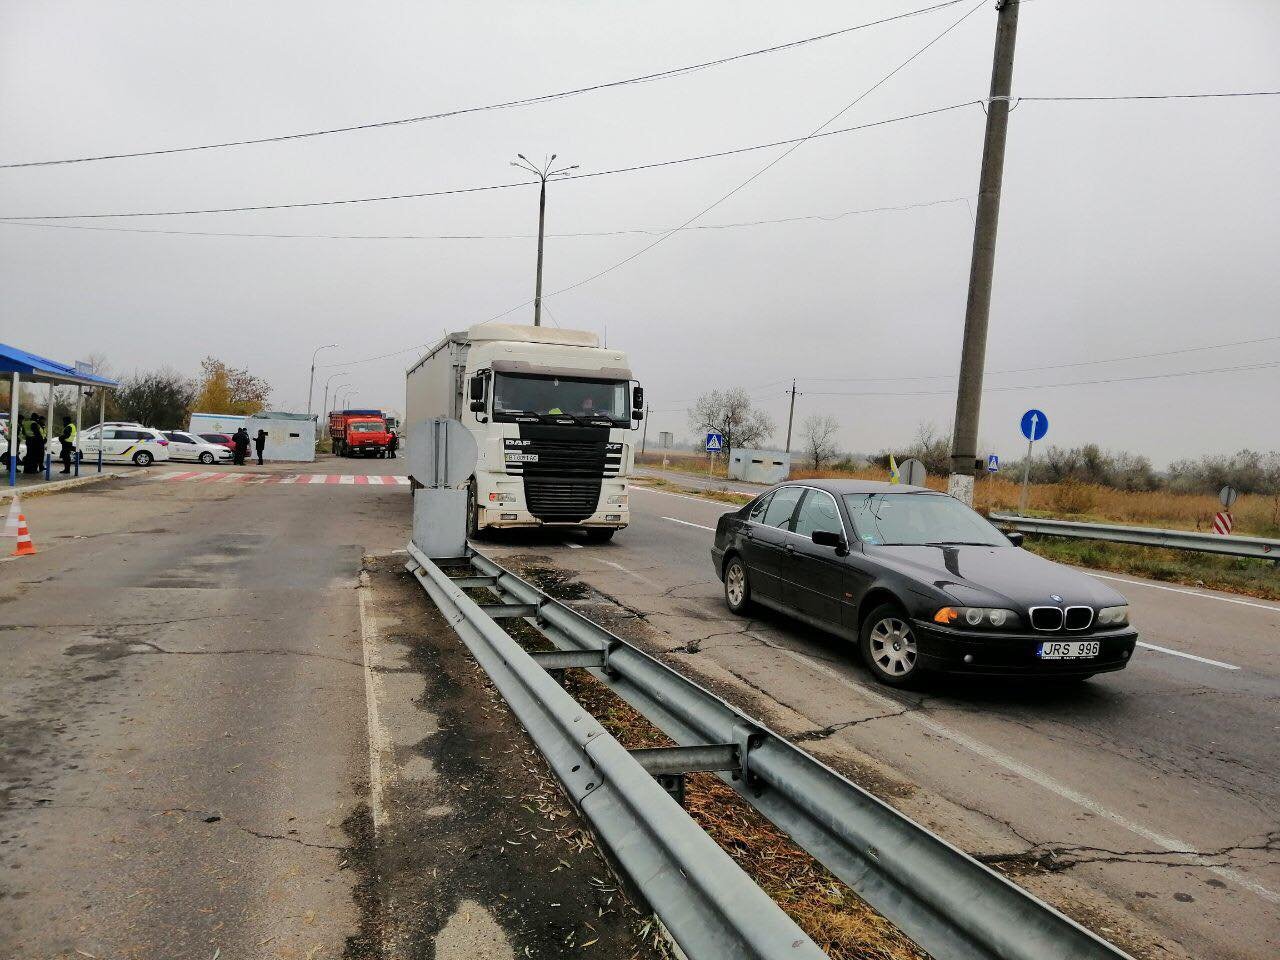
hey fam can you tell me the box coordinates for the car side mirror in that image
[811,529,848,554]
[1005,531,1024,547]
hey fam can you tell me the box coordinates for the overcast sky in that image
[2,0,1277,466]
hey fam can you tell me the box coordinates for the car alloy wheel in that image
[199,451,214,464]
[862,606,920,685]
[724,557,752,614]
[133,451,153,466]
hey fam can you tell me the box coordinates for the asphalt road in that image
[0,460,661,960]
[484,482,1280,960]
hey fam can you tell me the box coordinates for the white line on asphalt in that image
[663,516,716,532]
[566,542,582,549]
[634,485,741,506]
[1088,571,1280,615]
[358,577,392,833]
[1137,641,1240,670]
[751,634,1278,904]
[589,556,662,588]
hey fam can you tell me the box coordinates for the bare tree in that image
[687,388,773,458]
[800,414,840,469]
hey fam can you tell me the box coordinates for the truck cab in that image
[329,411,392,458]
[407,324,642,541]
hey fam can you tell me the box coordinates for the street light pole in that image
[512,153,578,326]
[948,0,1020,505]
[322,373,349,423]
[307,344,338,417]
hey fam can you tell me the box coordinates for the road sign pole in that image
[948,0,1021,506]
[1018,438,1033,515]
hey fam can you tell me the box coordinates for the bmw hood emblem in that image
[1050,594,1063,603]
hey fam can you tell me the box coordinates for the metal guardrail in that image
[442,546,1134,960]
[405,543,826,960]
[990,512,1280,560]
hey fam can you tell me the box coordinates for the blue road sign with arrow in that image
[1020,409,1049,442]
[705,432,724,452]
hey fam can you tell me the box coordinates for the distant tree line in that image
[2,354,273,431]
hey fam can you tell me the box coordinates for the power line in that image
[797,334,1280,383]
[0,102,979,220]
[0,1,966,170]
[1009,90,1280,104]
[0,196,974,240]
[802,360,1280,397]
[474,0,991,329]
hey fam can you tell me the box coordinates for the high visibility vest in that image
[62,423,77,443]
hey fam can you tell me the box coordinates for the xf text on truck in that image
[406,324,642,541]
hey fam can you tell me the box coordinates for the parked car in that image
[711,480,1138,686]
[77,424,172,466]
[197,433,235,449]
[162,430,233,464]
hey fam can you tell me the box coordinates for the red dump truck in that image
[328,409,393,458]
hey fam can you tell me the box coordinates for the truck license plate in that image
[1037,641,1100,659]
[505,453,538,463]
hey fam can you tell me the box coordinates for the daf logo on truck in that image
[406,324,643,542]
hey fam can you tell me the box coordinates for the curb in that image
[0,468,146,501]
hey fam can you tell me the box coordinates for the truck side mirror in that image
[469,376,485,402]
[469,399,485,413]
[631,385,644,417]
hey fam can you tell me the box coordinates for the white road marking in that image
[589,556,662,588]
[750,633,1278,904]
[662,516,716,532]
[566,542,583,549]
[1137,641,1240,670]
[634,485,744,506]
[357,577,392,833]
[1088,571,1280,615]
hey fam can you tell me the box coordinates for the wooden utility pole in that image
[948,0,1020,505]
[784,379,798,452]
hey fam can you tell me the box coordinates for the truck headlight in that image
[1097,605,1129,626]
[488,492,516,503]
[606,495,628,505]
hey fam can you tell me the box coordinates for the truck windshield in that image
[493,373,629,424]
[350,422,384,433]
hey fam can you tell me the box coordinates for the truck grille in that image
[523,477,602,522]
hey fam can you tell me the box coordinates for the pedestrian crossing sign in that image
[705,432,724,452]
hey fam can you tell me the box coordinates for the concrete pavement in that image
[482,482,1280,960]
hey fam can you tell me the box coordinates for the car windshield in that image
[350,422,383,433]
[843,493,1009,547]
[493,373,629,423]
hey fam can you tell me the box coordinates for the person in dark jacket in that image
[232,427,250,465]
[388,430,399,459]
[254,429,267,465]
[24,415,45,474]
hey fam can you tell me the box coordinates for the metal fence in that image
[990,513,1280,560]
[408,542,1133,960]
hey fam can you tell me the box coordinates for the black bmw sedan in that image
[711,480,1139,686]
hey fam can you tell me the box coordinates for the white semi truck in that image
[406,323,643,540]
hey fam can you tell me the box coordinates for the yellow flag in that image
[888,454,901,484]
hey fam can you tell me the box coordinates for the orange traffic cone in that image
[3,497,19,539]
[12,513,36,556]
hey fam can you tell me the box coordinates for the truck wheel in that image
[466,481,481,540]
[585,528,616,543]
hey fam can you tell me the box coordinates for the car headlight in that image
[934,607,1019,629]
[1097,605,1129,626]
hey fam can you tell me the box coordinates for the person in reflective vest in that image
[59,417,77,474]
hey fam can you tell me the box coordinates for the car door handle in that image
[784,543,795,554]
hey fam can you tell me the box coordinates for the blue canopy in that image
[0,342,119,389]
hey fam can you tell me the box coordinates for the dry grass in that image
[637,452,1280,537]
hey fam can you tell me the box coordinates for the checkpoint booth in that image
[2,342,119,488]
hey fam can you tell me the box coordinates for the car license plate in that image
[505,453,538,463]
[1038,641,1101,659]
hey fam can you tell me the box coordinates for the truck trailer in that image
[406,323,642,540]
